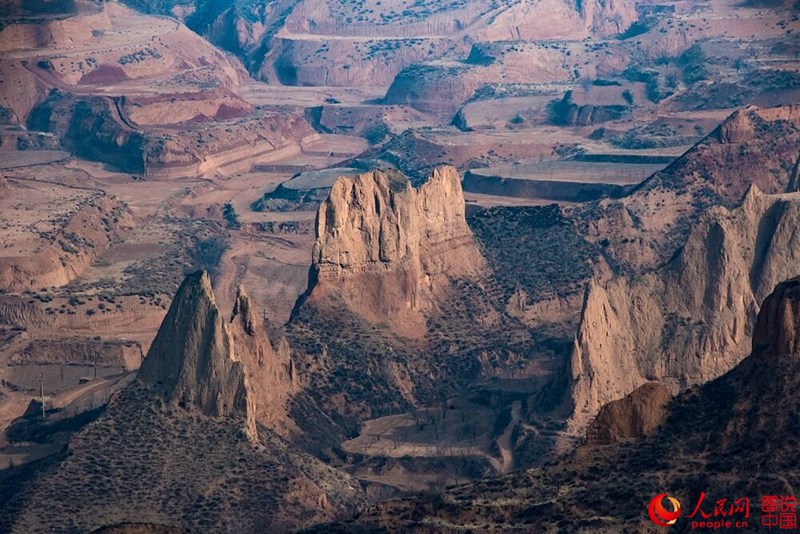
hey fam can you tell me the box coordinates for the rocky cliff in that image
[577,104,800,273]
[568,186,800,430]
[229,285,298,437]
[286,166,543,436]
[305,166,485,337]
[28,92,318,178]
[327,277,800,531]
[137,271,256,438]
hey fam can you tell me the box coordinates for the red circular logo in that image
[648,494,682,527]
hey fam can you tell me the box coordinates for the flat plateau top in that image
[469,160,671,185]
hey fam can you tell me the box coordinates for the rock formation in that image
[1,271,365,533]
[327,277,800,532]
[568,186,800,429]
[549,89,629,126]
[578,104,800,273]
[285,166,544,436]
[229,285,298,436]
[137,271,256,438]
[305,166,485,337]
[584,382,672,444]
[28,93,317,178]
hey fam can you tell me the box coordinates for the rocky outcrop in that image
[321,277,800,532]
[721,276,800,450]
[635,105,800,206]
[28,94,149,173]
[0,270,367,533]
[229,285,298,436]
[568,186,800,430]
[753,277,800,356]
[578,104,800,274]
[138,271,256,438]
[305,166,485,336]
[549,90,629,126]
[585,382,672,444]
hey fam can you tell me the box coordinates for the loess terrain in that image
[0,0,799,531]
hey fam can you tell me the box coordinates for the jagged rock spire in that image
[138,271,256,438]
[303,165,485,337]
[230,284,297,436]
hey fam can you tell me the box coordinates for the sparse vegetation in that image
[221,202,240,229]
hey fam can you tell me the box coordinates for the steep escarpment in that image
[305,166,485,336]
[568,186,800,430]
[0,271,365,533]
[577,104,800,273]
[28,94,149,173]
[635,105,800,205]
[29,92,317,178]
[141,111,317,178]
[548,89,630,126]
[287,167,543,435]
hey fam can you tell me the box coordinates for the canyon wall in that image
[568,186,800,429]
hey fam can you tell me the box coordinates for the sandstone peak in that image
[230,282,297,436]
[741,183,764,208]
[312,165,480,275]
[138,271,256,437]
[232,284,259,335]
[305,165,485,336]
